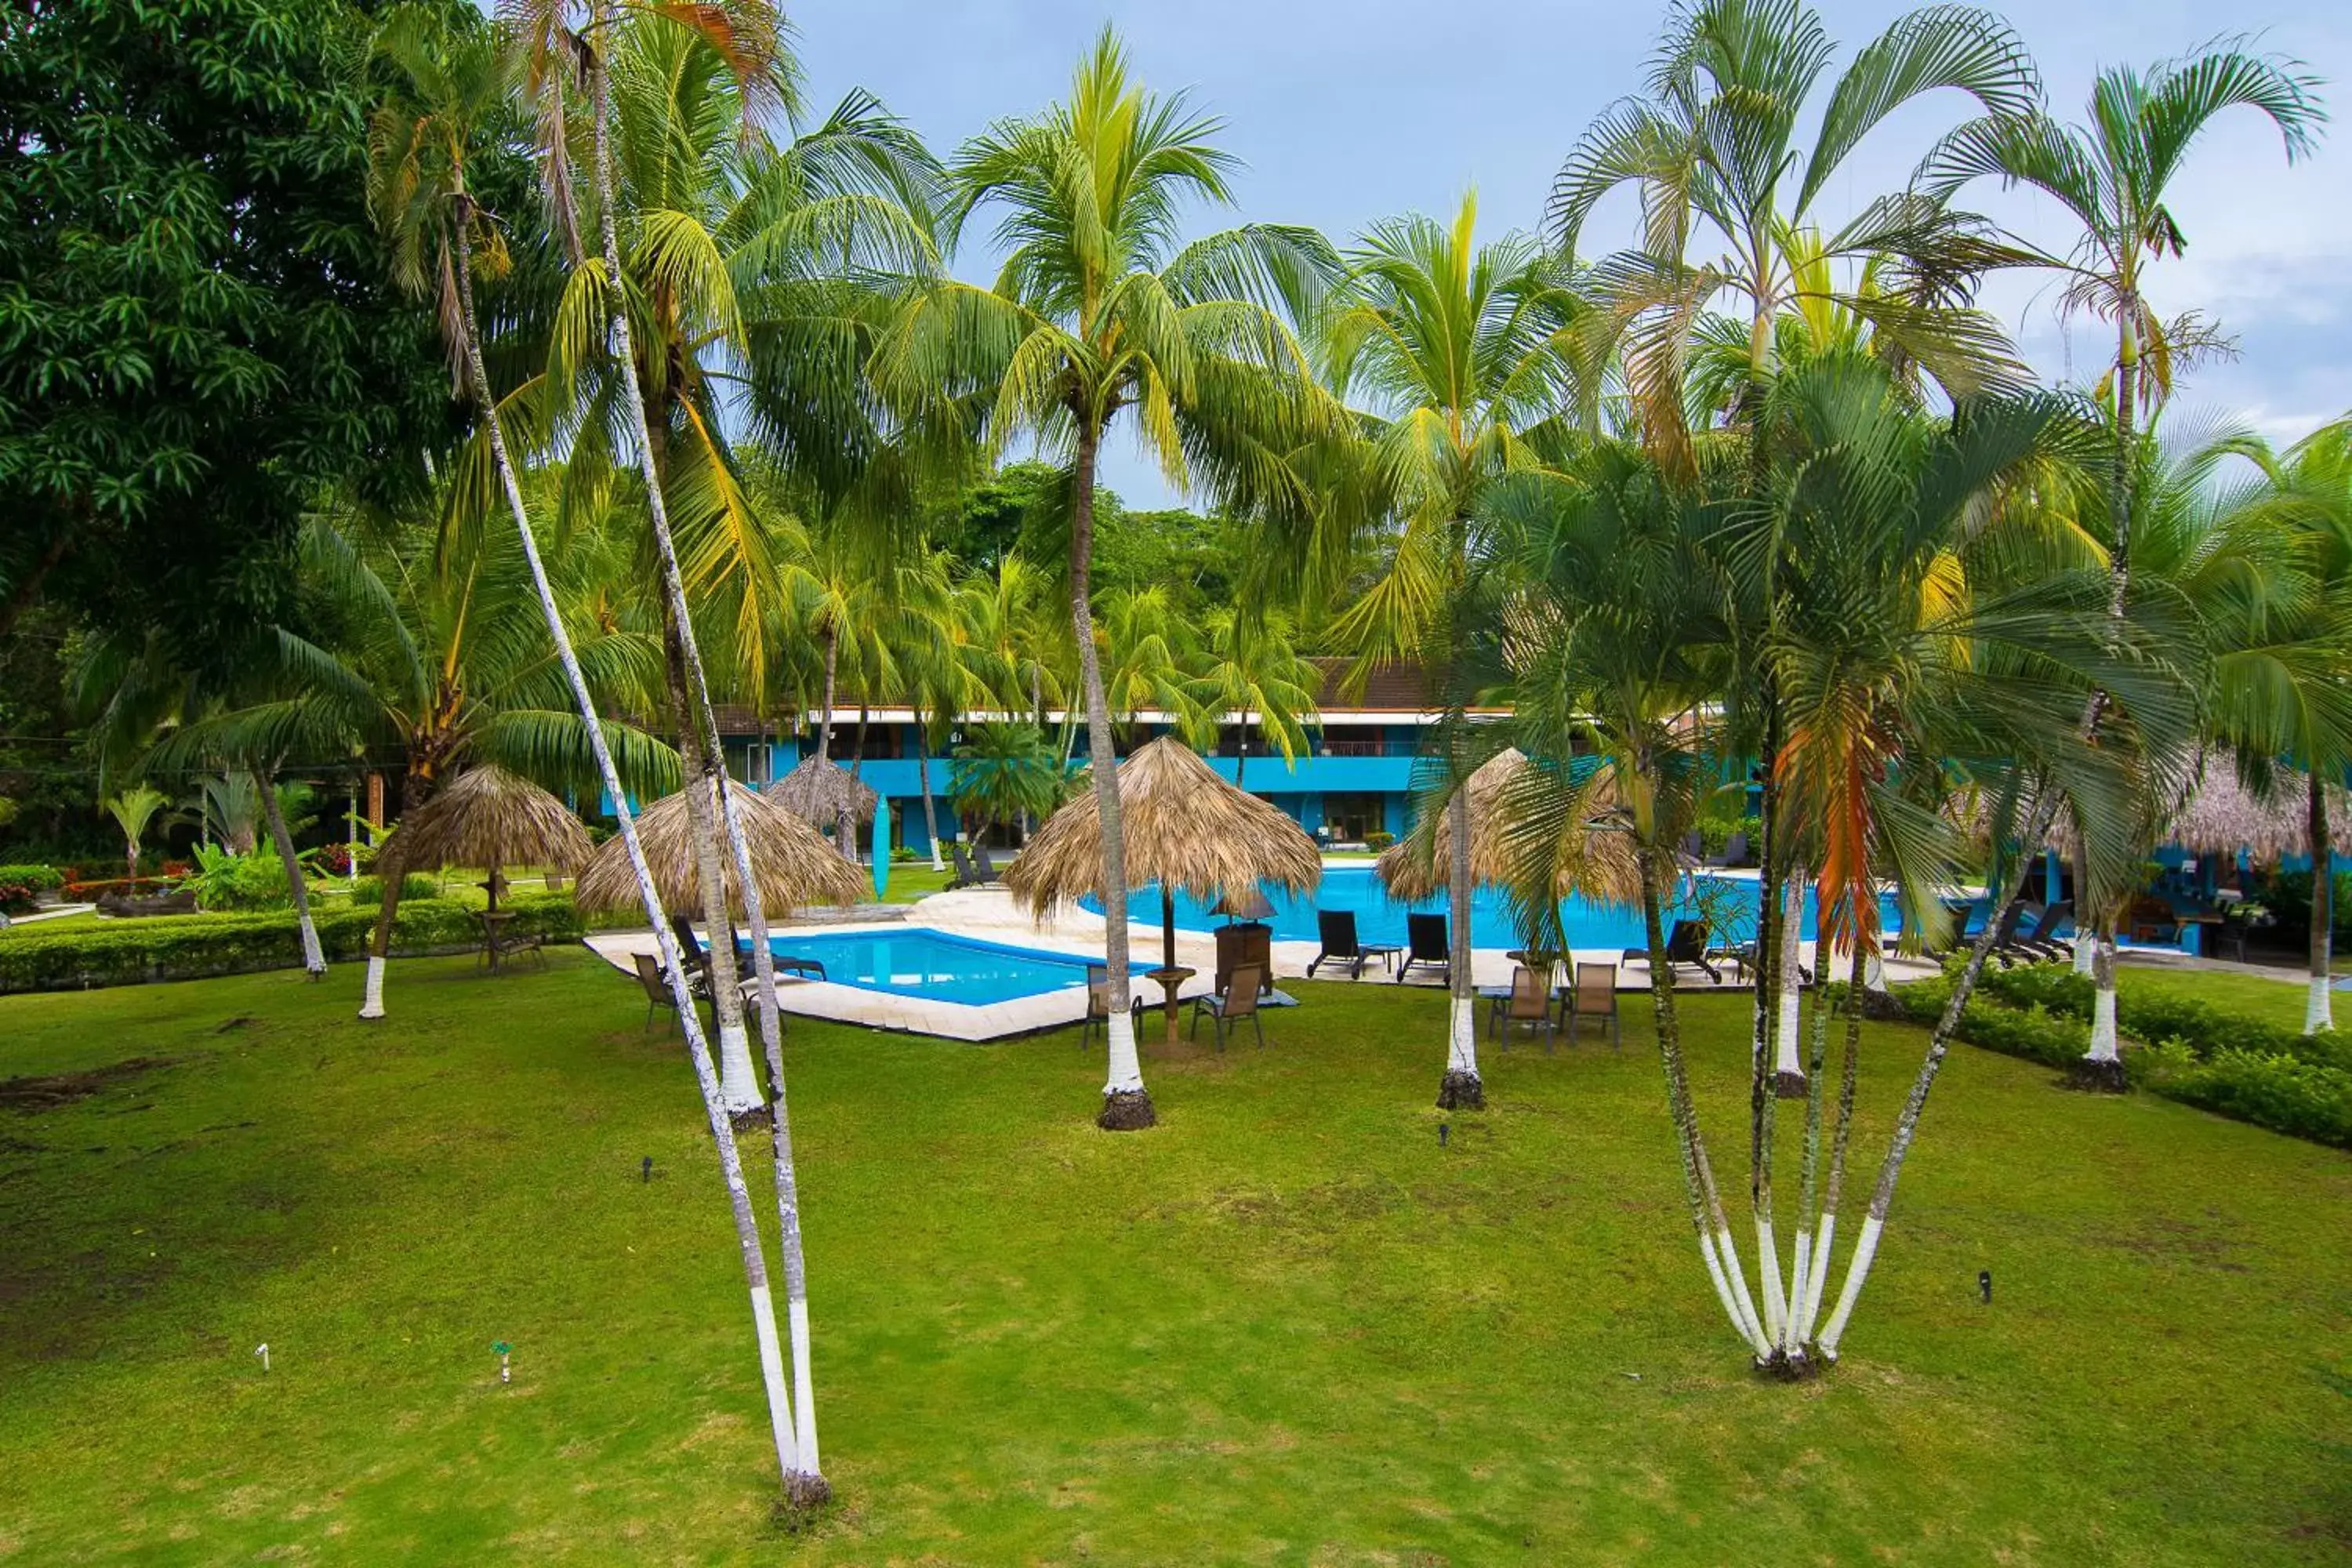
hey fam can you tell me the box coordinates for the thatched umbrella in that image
[575,778,865,919]
[1007,737,1320,1026]
[764,757,877,826]
[1377,748,1642,915]
[380,764,592,919]
[2164,768,2350,862]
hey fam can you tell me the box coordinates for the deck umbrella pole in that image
[1158,884,1186,1046]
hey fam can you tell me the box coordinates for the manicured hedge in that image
[1891,966,2352,1148]
[0,894,583,994]
[0,864,65,893]
[1977,961,2350,1073]
[349,873,441,907]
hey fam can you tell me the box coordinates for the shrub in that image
[0,894,584,993]
[0,864,64,913]
[1363,830,1396,851]
[889,845,920,863]
[2137,1044,2352,1149]
[1890,975,2089,1068]
[1976,960,2349,1072]
[349,873,441,908]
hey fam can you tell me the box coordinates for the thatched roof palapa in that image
[2164,767,2350,862]
[763,758,878,826]
[1005,737,1322,917]
[380,764,592,876]
[1377,748,1642,907]
[575,778,865,916]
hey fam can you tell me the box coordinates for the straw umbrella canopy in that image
[764,757,877,826]
[1005,735,1322,976]
[1377,748,1642,914]
[379,764,592,915]
[2034,764,2351,864]
[575,778,865,919]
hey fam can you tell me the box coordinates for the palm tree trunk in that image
[1781,982,1831,1363]
[1436,784,1483,1109]
[817,626,838,764]
[583,24,815,1495]
[258,767,325,980]
[2307,772,2333,1033]
[667,620,759,1116]
[1773,867,1808,1094]
[1640,838,1772,1358]
[1071,421,1151,1131]
[1797,935,1869,1345]
[914,708,945,872]
[358,769,434,1020]
[1818,794,2060,1359]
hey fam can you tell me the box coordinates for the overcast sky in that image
[779,0,2349,507]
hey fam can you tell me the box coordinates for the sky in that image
[779,0,2352,508]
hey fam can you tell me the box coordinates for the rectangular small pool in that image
[767,927,1124,1007]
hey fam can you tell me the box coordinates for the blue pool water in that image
[1089,866,1896,950]
[767,927,1127,1005]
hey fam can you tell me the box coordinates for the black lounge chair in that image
[1396,913,1450,985]
[972,843,1004,884]
[947,842,985,890]
[1678,829,1704,862]
[1306,909,1401,978]
[1621,918,1722,983]
[1703,833,1750,869]
[1998,900,2072,964]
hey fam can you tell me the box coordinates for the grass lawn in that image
[2116,960,2325,1031]
[2,954,2348,1564]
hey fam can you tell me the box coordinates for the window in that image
[1323,793,1388,842]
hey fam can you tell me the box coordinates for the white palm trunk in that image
[1102,1007,1145,1096]
[2307,975,2333,1034]
[2307,774,2334,1033]
[582,25,822,1494]
[452,187,800,1487]
[1817,801,2057,1360]
[1773,868,1806,1090]
[1439,786,1483,1108]
[2085,936,2119,1062]
[361,954,387,1018]
[260,770,325,979]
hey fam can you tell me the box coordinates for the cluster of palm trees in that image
[76,0,2346,1496]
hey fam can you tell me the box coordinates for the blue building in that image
[710,660,1501,858]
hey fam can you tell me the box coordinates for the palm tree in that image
[372,2,822,1507]
[1551,0,2039,464]
[1919,42,2328,1069]
[1316,191,1583,1110]
[102,786,169,884]
[873,27,1338,1129]
[1183,608,1319,789]
[951,721,1069,843]
[2185,420,2352,1033]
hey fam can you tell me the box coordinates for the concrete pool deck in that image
[582,884,1947,1041]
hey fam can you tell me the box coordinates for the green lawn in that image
[2,954,2347,1564]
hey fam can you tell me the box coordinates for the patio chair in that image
[2210,909,2252,963]
[1080,962,1143,1049]
[1486,964,1555,1051]
[1563,960,1621,1049]
[633,953,687,1033]
[666,914,715,996]
[972,844,1004,885]
[1677,829,1704,862]
[1396,913,1451,985]
[1620,919,1722,983]
[1190,962,1267,1051]
[1306,909,1401,978]
[946,842,981,890]
[1704,832,1750,869]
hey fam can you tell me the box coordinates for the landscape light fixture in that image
[494,1341,513,1384]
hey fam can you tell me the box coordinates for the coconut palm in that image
[951,721,1069,843]
[873,27,1340,1129]
[372,2,822,1506]
[1313,191,1584,1110]
[1182,608,1319,789]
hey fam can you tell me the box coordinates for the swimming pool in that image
[766,927,1131,1006]
[1087,866,1896,950]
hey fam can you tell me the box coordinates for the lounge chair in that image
[1563,961,1621,1048]
[1678,830,1704,862]
[1703,833,1750,869]
[2004,899,2074,962]
[947,842,981,890]
[1980,900,2038,966]
[1396,913,1450,985]
[1306,909,1402,978]
[1080,963,1143,1048]
[1190,963,1267,1050]
[972,844,1004,884]
[665,914,716,995]
[1621,919,1722,983]
[1486,964,1555,1051]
